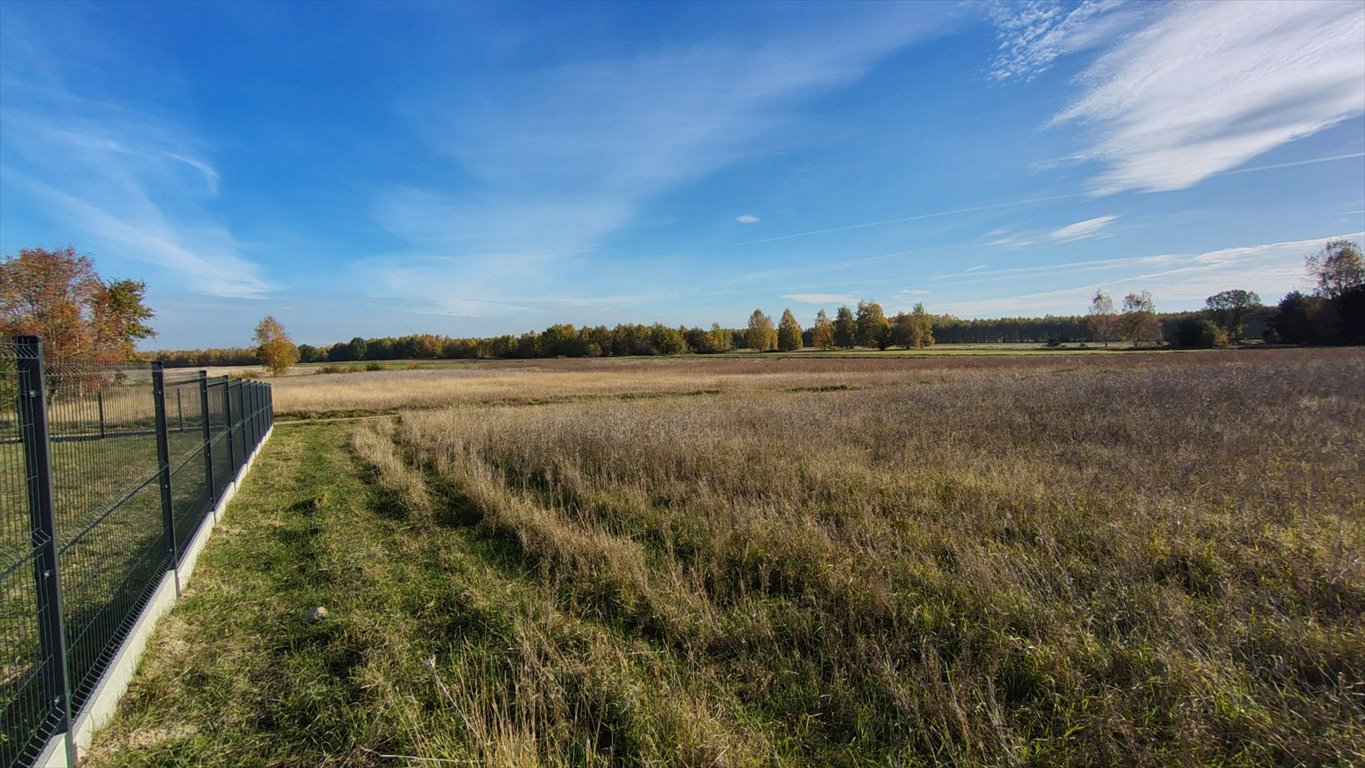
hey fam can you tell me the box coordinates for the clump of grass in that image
[350,421,429,516]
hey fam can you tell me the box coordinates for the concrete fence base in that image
[36,426,274,768]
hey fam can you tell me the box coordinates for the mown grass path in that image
[81,420,532,767]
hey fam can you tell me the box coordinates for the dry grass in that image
[365,347,1364,766]
[266,347,1355,418]
[83,348,1364,767]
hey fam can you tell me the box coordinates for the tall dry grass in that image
[350,348,1363,766]
[272,347,1362,417]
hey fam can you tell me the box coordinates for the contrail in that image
[732,151,1365,248]
[1217,151,1365,176]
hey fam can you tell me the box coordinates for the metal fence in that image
[0,336,273,767]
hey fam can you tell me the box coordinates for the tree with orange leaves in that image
[0,246,155,361]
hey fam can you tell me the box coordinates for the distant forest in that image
[154,304,1300,368]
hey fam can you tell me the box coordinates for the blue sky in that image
[1,0,1363,349]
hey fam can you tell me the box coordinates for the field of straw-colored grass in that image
[347,347,1363,765]
[264,347,1349,417]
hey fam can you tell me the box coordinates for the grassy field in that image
[262,347,1280,420]
[192,342,1153,383]
[83,348,1363,767]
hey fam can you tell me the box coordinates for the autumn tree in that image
[1169,316,1225,348]
[1119,291,1160,346]
[1087,290,1117,346]
[855,300,890,349]
[810,309,834,350]
[891,311,914,349]
[649,323,685,355]
[1204,289,1261,342]
[706,323,733,352]
[1307,239,1364,299]
[329,336,370,362]
[254,315,300,375]
[834,305,856,349]
[745,309,777,352]
[0,245,155,360]
[910,303,935,348]
[538,324,580,357]
[777,308,803,352]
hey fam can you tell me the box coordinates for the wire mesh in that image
[36,355,164,719]
[0,341,58,768]
[0,345,273,768]
[207,379,232,506]
[163,375,210,561]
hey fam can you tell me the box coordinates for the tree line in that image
[5,240,1361,375]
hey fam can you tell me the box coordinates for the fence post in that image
[152,363,179,593]
[16,336,76,766]
[97,390,106,439]
[244,384,253,450]
[199,372,215,518]
[247,385,255,449]
[235,382,245,470]
[222,380,235,477]
[246,384,254,455]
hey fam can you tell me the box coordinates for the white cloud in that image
[375,7,956,315]
[11,172,270,298]
[963,264,989,273]
[783,293,858,305]
[1036,0,1365,193]
[0,9,270,300]
[1049,214,1118,242]
[935,232,1362,317]
[0,95,271,298]
[990,0,1139,81]
[736,214,761,224]
[986,214,1116,249]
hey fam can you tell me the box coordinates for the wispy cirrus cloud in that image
[1049,214,1117,242]
[989,0,1139,81]
[988,213,1117,249]
[369,6,960,315]
[0,10,270,299]
[8,169,269,299]
[734,191,1085,246]
[995,0,1365,194]
[0,97,271,298]
[782,293,859,305]
[936,232,1362,317]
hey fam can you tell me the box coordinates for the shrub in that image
[1170,317,1226,348]
[315,363,364,375]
